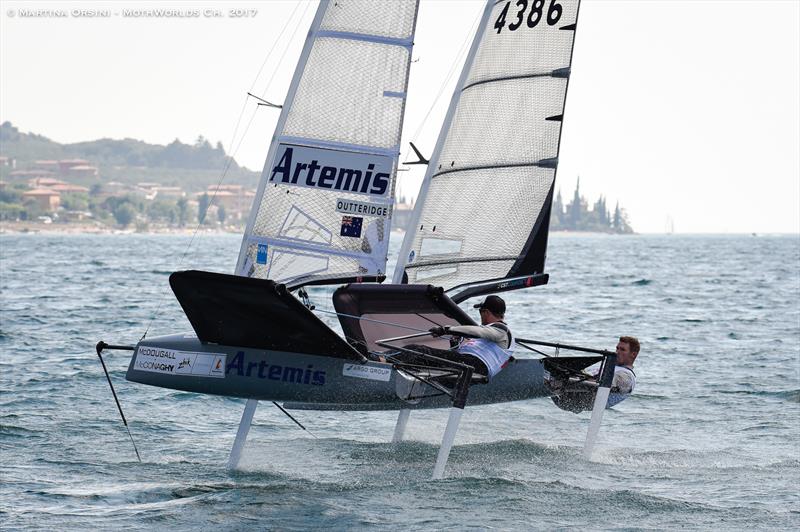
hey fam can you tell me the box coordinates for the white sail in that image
[394,0,580,294]
[236,0,420,287]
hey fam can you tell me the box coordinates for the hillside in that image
[0,121,259,191]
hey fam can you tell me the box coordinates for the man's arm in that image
[447,324,508,348]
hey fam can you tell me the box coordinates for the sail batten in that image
[431,159,560,179]
[315,30,413,48]
[237,0,420,286]
[395,0,581,295]
[276,136,400,157]
[461,69,570,91]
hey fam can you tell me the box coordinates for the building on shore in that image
[22,188,61,212]
[197,185,255,221]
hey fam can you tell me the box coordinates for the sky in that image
[1,0,798,234]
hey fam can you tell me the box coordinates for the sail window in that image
[268,251,329,283]
[420,237,463,257]
[415,266,458,282]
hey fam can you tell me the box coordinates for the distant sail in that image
[395,0,580,295]
[236,0,420,287]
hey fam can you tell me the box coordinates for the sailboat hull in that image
[125,334,551,410]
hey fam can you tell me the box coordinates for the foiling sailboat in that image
[97,0,624,479]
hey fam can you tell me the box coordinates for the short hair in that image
[619,336,640,355]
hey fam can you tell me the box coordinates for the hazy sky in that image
[1,0,798,234]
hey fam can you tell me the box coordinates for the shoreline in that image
[1,222,794,237]
[0,221,243,235]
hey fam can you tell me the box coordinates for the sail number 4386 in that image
[495,0,563,34]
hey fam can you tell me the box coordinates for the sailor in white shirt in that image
[398,295,513,379]
[548,336,640,412]
[607,336,639,407]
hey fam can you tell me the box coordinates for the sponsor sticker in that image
[335,198,390,218]
[256,243,268,265]
[343,363,392,382]
[340,216,363,238]
[134,347,226,378]
[269,143,393,198]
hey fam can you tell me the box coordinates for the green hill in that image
[0,121,259,192]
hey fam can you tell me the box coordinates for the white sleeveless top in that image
[456,322,513,378]
[607,366,636,408]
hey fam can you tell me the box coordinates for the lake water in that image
[1,232,798,530]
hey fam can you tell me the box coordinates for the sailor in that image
[607,336,639,407]
[398,295,513,379]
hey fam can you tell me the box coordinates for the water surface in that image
[1,232,798,530]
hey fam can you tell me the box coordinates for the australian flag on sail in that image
[340,216,363,238]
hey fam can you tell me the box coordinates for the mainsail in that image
[394,0,580,297]
[236,0,420,287]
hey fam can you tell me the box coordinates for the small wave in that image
[740,421,786,431]
[0,424,44,438]
[166,391,201,400]
[784,390,800,402]
[718,389,800,402]
[632,279,652,286]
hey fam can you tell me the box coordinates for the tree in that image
[611,202,634,233]
[0,201,25,221]
[176,197,189,227]
[567,177,584,228]
[217,204,226,224]
[61,192,89,211]
[113,203,137,227]
[147,199,178,224]
[593,195,608,229]
[552,189,564,229]
[0,185,23,204]
[198,193,210,223]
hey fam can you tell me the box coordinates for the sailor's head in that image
[473,295,505,324]
[616,336,640,366]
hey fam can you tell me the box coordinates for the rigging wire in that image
[314,307,433,334]
[139,1,311,340]
[398,7,482,173]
